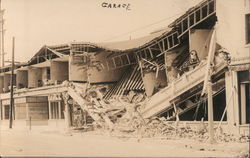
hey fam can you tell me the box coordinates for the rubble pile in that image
[109,104,250,143]
[66,82,249,143]
[111,113,250,143]
[215,132,250,143]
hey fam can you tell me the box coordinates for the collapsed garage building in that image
[0,0,249,136]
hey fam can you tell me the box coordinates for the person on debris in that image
[117,90,145,129]
[189,50,199,70]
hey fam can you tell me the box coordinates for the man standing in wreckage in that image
[116,90,146,129]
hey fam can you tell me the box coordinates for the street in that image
[0,128,249,157]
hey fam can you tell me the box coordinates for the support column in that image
[62,92,71,129]
[240,84,246,124]
[225,70,240,134]
[51,61,69,83]
[69,52,88,82]
[28,68,42,88]
[16,70,28,89]
[2,104,5,120]
[48,101,52,119]
[64,102,71,128]
[58,101,61,119]
[207,80,215,143]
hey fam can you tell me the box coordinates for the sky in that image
[2,0,202,63]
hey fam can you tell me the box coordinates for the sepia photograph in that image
[0,0,249,157]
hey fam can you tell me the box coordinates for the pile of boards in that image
[68,82,249,143]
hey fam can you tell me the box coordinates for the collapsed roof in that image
[0,0,216,72]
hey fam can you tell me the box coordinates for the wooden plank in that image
[150,47,161,51]
[115,71,130,97]
[148,47,154,58]
[106,61,110,71]
[134,75,143,90]
[112,58,116,68]
[165,37,169,50]
[127,66,140,90]
[157,41,163,53]
[103,75,123,99]
[121,67,137,91]
[167,36,170,50]
[130,71,142,90]
[126,54,131,64]
[200,8,202,20]
[178,12,215,38]
[162,39,165,51]
[144,49,148,59]
[207,1,209,15]
[119,55,123,66]
[45,49,48,60]
[177,32,180,44]
[171,35,175,48]
[194,9,197,24]
[213,0,216,12]
[181,20,184,34]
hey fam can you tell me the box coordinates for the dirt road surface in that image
[0,128,249,157]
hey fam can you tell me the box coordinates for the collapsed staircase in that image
[67,83,114,129]
[142,58,227,118]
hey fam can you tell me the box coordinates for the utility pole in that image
[0,0,5,67]
[9,37,15,129]
[0,0,2,67]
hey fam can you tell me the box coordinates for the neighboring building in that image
[0,0,249,136]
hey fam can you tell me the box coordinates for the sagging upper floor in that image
[0,0,249,97]
[0,43,133,94]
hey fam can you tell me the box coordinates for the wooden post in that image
[173,103,179,121]
[200,26,217,143]
[207,76,215,143]
[9,37,14,129]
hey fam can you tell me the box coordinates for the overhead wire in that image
[102,11,185,42]
[103,0,206,42]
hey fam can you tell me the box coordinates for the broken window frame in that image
[237,70,250,124]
